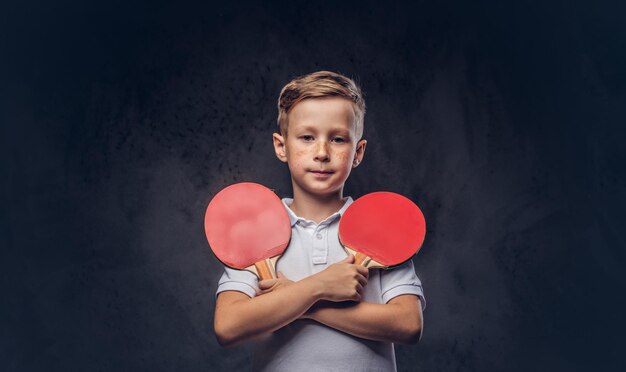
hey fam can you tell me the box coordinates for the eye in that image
[300,135,314,142]
[332,137,346,143]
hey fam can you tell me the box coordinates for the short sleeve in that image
[216,266,259,298]
[380,260,426,310]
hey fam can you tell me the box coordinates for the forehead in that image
[288,97,356,130]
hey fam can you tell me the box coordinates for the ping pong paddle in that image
[338,192,426,269]
[204,182,291,280]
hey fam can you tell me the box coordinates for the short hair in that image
[277,71,366,139]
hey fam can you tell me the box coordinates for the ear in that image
[273,132,288,163]
[352,139,367,168]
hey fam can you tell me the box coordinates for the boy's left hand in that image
[257,272,294,296]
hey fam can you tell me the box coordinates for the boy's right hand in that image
[313,255,369,302]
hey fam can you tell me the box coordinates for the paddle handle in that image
[343,247,386,269]
[354,252,371,266]
[254,258,277,281]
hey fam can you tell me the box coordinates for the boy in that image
[214,71,425,371]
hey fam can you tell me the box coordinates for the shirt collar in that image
[281,197,354,227]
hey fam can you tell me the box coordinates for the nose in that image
[314,141,330,162]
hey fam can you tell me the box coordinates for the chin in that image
[293,174,348,196]
[305,184,344,196]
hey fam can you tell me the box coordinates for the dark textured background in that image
[2,0,625,371]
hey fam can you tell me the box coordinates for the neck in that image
[289,186,346,224]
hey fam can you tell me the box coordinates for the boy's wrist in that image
[300,275,326,302]
[301,302,321,320]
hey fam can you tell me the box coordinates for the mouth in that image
[309,170,334,177]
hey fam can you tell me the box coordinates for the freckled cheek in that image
[334,151,353,163]
[294,150,310,165]
[288,150,311,171]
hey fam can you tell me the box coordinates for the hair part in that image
[277,71,366,139]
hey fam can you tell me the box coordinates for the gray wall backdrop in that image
[2,0,625,371]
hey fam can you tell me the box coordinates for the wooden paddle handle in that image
[344,247,384,268]
[254,258,277,281]
[354,252,371,266]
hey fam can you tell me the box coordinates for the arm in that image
[214,255,368,347]
[303,294,423,344]
[215,278,320,347]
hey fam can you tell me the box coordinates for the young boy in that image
[214,71,425,371]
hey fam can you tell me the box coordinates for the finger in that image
[258,279,277,290]
[356,265,369,278]
[261,284,280,294]
[356,274,368,288]
[341,254,355,264]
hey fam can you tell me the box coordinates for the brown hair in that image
[277,71,366,139]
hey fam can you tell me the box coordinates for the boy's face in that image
[273,97,367,198]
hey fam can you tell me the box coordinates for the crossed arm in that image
[213,255,423,347]
[303,295,422,344]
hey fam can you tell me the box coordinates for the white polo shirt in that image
[216,197,426,372]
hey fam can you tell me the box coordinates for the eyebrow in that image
[331,129,351,136]
[295,126,351,135]
[296,125,319,132]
